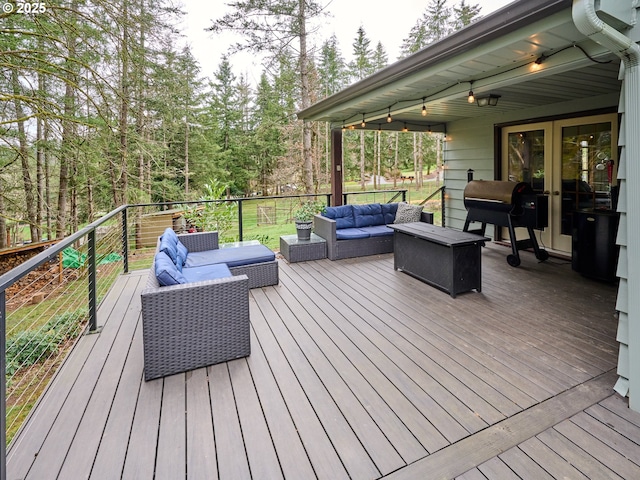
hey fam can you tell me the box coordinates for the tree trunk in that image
[394,132,399,186]
[0,179,6,248]
[56,0,79,239]
[413,133,418,188]
[45,119,51,239]
[11,69,38,243]
[57,73,75,239]
[298,0,314,193]
[418,133,424,188]
[116,0,130,206]
[36,63,45,242]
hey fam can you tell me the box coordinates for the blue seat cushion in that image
[182,263,233,283]
[353,203,384,227]
[154,251,187,286]
[336,228,371,240]
[323,205,355,229]
[360,225,394,237]
[381,203,399,224]
[185,244,275,268]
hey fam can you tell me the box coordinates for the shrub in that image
[6,309,87,377]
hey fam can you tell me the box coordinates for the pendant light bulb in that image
[467,89,475,103]
[361,114,366,128]
[387,110,392,123]
[421,105,427,116]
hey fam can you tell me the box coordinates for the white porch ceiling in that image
[299,0,622,132]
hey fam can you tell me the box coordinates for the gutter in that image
[298,0,571,120]
[572,0,640,65]
[572,0,640,407]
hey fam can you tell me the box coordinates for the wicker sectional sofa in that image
[313,202,434,260]
[140,229,278,380]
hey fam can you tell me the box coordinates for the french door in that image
[501,114,617,254]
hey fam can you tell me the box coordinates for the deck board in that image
[185,367,217,480]
[156,373,187,480]
[7,245,639,479]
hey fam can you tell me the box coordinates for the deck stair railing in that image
[420,185,446,226]
[0,188,442,480]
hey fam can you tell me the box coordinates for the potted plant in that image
[293,201,326,241]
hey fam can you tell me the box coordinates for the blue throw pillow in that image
[176,240,188,266]
[159,236,178,265]
[161,227,179,246]
[154,251,187,286]
[381,203,399,224]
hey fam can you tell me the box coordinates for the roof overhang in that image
[298,0,621,132]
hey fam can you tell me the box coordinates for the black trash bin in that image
[572,208,620,282]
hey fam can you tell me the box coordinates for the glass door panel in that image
[502,123,552,248]
[506,129,546,191]
[560,121,614,235]
[553,114,617,252]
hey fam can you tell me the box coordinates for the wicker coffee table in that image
[280,233,327,263]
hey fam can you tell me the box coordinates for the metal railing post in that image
[88,230,98,332]
[1,290,6,480]
[121,208,129,274]
[325,194,331,208]
[238,200,243,241]
[402,190,407,202]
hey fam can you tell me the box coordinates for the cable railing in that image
[0,188,444,479]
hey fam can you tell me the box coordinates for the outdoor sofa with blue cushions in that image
[140,229,278,381]
[313,202,434,260]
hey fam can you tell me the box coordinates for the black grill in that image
[463,180,549,267]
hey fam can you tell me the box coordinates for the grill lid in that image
[463,180,532,205]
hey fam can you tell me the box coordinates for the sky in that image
[180,0,515,83]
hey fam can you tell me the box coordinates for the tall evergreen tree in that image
[452,1,482,31]
[400,0,452,58]
[349,26,375,83]
[318,35,347,98]
[209,0,326,194]
[372,41,389,72]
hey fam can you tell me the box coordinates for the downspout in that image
[572,0,640,410]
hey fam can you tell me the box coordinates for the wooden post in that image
[331,128,343,206]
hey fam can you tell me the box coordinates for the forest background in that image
[1,0,489,247]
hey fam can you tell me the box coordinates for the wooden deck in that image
[8,243,640,479]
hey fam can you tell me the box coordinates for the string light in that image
[335,44,609,132]
[402,123,408,132]
[361,114,366,128]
